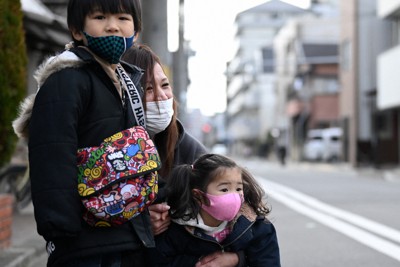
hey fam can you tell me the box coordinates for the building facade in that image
[225,0,306,157]
[340,0,395,167]
[376,0,400,166]
[274,11,340,160]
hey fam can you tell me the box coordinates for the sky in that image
[169,0,311,116]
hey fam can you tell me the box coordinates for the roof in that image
[240,0,307,15]
[21,0,69,48]
[300,43,339,64]
[21,0,56,23]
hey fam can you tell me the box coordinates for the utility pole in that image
[141,0,189,122]
[140,0,171,66]
[172,0,189,122]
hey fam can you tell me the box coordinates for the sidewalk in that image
[236,156,400,182]
[1,203,47,267]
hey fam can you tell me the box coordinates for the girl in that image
[154,153,281,267]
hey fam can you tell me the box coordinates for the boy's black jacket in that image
[27,47,150,266]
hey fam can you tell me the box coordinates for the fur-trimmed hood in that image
[12,50,86,140]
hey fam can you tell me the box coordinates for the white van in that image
[303,127,342,162]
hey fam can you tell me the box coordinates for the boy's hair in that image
[166,153,270,221]
[67,0,142,43]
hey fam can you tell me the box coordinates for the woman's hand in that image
[149,203,171,235]
[195,251,239,267]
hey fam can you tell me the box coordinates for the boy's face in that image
[72,11,136,45]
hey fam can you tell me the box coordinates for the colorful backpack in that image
[77,126,160,227]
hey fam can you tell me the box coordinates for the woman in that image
[122,45,244,267]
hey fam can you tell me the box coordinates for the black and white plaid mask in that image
[83,32,134,64]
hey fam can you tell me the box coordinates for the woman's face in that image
[145,63,173,102]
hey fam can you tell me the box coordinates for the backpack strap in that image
[116,65,146,128]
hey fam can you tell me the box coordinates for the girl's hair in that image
[122,44,179,178]
[67,0,142,43]
[167,153,270,221]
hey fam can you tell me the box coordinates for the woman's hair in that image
[166,153,270,221]
[67,0,142,43]
[122,44,179,178]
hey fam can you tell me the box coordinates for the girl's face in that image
[145,63,174,102]
[206,167,243,198]
[72,11,135,43]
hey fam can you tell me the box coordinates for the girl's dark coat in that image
[153,205,281,267]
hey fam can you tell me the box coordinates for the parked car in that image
[303,127,342,162]
[303,129,324,161]
[211,143,228,155]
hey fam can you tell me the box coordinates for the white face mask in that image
[146,98,174,136]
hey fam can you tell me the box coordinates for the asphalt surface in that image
[1,158,399,267]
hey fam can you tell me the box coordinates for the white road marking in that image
[257,177,400,262]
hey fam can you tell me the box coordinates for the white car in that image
[303,128,342,162]
[303,129,324,161]
[211,144,228,155]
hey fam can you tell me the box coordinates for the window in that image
[262,48,274,73]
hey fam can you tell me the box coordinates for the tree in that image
[0,0,28,167]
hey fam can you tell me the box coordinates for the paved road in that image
[236,157,400,267]
[3,157,400,267]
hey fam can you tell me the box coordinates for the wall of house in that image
[308,94,339,128]
[339,0,358,164]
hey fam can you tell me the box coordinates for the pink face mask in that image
[201,192,243,221]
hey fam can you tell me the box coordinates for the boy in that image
[13,0,151,266]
